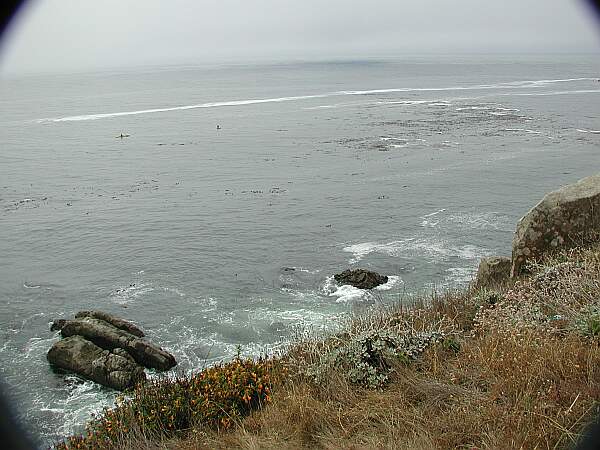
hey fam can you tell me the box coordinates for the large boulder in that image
[474,256,511,288]
[75,310,145,337]
[511,174,600,276]
[334,269,388,289]
[60,317,176,371]
[47,336,146,390]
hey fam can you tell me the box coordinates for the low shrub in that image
[55,357,280,449]
[306,328,443,389]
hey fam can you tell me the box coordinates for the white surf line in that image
[508,89,600,97]
[37,77,599,123]
[503,128,543,134]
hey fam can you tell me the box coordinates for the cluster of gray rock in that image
[47,311,176,391]
[476,173,600,288]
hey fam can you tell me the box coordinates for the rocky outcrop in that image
[50,319,67,332]
[475,256,511,288]
[48,311,176,390]
[47,336,146,390]
[74,311,145,337]
[334,269,388,289]
[511,174,600,276]
[60,317,176,371]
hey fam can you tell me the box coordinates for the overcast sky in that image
[1,0,599,75]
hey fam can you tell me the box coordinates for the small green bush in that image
[587,316,600,336]
[442,336,461,354]
[307,329,443,389]
[55,357,280,449]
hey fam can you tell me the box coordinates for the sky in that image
[1,0,599,75]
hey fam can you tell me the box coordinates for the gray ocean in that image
[1,55,599,445]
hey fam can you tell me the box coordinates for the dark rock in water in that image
[48,311,176,389]
[47,336,146,391]
[334,269,388,289]
[475,256,511,288]
[50,319,67,332]
[75,310,145,337]
[60,317,176,371]
[512,173,600,277]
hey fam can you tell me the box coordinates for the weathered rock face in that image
[334,269,388,289]
[50,319,67,332]
[74,310,145,337]
[47,336,146,390]
[511,174,600,276]
[60,317,176,371]
[475,256,511,288]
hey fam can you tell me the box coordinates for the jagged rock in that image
[75,311,145,337]
[334,269,388,289]
[512,174,600,276]
[60,317,176,371]
[47,336,146,390]
[50,319,67,332]
[474,256,511,288]
[113,347,136,363]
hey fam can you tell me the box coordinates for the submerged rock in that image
[512,174,600,276]
[334,269,388,289]
[75,310,145,337]
[47,336,146,390]
[60,317,176,371]
[475,256,511,288]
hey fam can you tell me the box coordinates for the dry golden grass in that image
[71,245,600,450]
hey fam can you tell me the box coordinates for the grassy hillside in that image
[57,245,600,449]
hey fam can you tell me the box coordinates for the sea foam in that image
[37,77,598,123]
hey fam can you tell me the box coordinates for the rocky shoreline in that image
[47,311,176,390]
[475,173,600,288]
[46,174,600,396]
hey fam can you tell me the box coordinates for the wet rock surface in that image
[48,311,176,390]
[74,310,145,337]
[47,336,146,391]
[60,317,176,371]
[334,269,388,289]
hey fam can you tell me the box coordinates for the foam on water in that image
[323,275,402,303]
[52,379,116,439]
[420,208,446,227]
[420,209,513,232]
[375,275,402,291]
[5,60,600,444]
[37,77,598,123]
[503,128,542,134]
[343,238,492,264]
[109,282,153,305]
[576,129,600,134]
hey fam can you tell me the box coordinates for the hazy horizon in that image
[1,0,599,76]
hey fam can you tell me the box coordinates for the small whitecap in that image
[329,284,371,303]
[375,275,402,291]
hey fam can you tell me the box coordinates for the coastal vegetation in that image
[55,243,600,449]
[54,174,600,448]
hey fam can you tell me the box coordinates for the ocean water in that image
[1,55,599,445]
